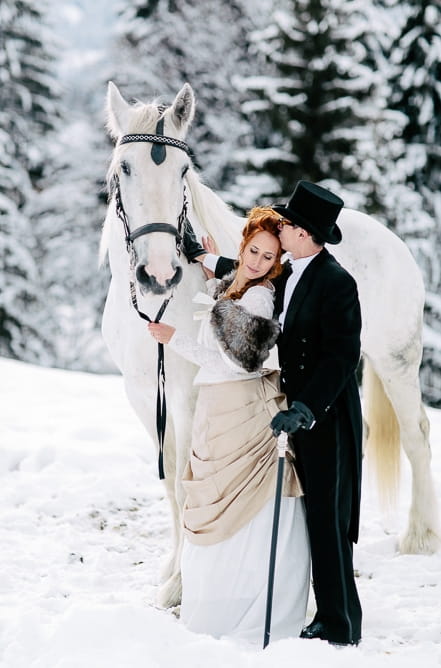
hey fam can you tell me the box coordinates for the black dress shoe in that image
[300,621,360,646]
[300,620,326,639]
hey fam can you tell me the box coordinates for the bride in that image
[148,206,310,643]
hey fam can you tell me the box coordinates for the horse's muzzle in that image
[136,264,183,295]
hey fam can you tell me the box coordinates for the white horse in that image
[101,82,440,608]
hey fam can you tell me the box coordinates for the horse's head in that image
[106,82,195,296]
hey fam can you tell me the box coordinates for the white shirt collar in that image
[284,252,319,271]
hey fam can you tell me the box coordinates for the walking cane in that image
[263,430,288,649]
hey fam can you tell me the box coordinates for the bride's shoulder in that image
[240,283,275,313]
[248,280,275,295]
[262,279,275,292]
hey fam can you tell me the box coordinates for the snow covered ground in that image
[1,357,440,667]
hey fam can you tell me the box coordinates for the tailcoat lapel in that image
[281,248,329,334]
[273,262,292,318]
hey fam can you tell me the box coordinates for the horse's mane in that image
[185,168,243,258]
[107,97,163,139]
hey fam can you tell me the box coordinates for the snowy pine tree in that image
[387,1,441,405]
[1,0,113,370]
[233,0,387,204]
[390,2,441,203]
[386,1,441,239]
[0,0,61,362]
[29,120,112,372]
[28,0,117,372]
[111,0,270,203]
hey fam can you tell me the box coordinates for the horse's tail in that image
[362,357,401,507]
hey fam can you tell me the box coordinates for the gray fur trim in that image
[210,299,280,372]
[212,270,237,300]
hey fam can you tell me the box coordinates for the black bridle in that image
[114,119,191,260]
[113,171,188,262]
[113,122,191,480]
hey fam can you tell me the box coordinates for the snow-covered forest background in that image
[1,0,441,403]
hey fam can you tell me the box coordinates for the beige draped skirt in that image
[182,370,303,545]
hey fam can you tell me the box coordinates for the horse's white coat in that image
[101,83,440,607]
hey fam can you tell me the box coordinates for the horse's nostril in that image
[169,265,183,287]
[135,265,183,295]
[136,265,148,284]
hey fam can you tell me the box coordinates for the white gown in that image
[181,496,310,644]
[170,281,311,643]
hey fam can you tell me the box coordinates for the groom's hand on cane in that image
[271,401,316,437]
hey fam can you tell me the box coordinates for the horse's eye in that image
[181,164,189,178]
[121,160,131,176]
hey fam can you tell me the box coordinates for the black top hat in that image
[272,181,343,244]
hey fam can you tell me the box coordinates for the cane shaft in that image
[263,446,286,649]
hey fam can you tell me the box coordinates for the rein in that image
[113,125,191,480]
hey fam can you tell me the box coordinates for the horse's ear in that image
[106,81,130,139]
[170,83,195,131]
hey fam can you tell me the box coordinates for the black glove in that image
[271,401,316,437]
[182,220,207,263]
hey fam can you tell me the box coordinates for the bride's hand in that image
[202,235,217,254]
[200,236,216,278]
[148,322,175,344]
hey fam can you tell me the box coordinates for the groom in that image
[184,180,363,646]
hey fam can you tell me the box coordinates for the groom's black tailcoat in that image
[215,249,363,644]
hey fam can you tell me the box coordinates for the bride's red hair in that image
[240,206,283,279]
[225,207,283,300]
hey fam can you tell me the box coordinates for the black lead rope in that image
[129,280,171,479]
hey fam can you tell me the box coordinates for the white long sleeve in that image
[168,285,276,385]
[202,254,219,273]
[169,331,223,371]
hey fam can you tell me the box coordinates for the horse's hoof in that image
[170,605,181,618]
[399,527,441,555]
[156,572,182,609]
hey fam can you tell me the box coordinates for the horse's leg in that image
[398,404,440,554]
[365,356,441,554]
[122,373,183,607]
[155,438,185,610]
[155,368,197,610]
[156,423,184,609]
[386,378,440,555]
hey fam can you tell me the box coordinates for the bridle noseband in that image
[112,123,192,481]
